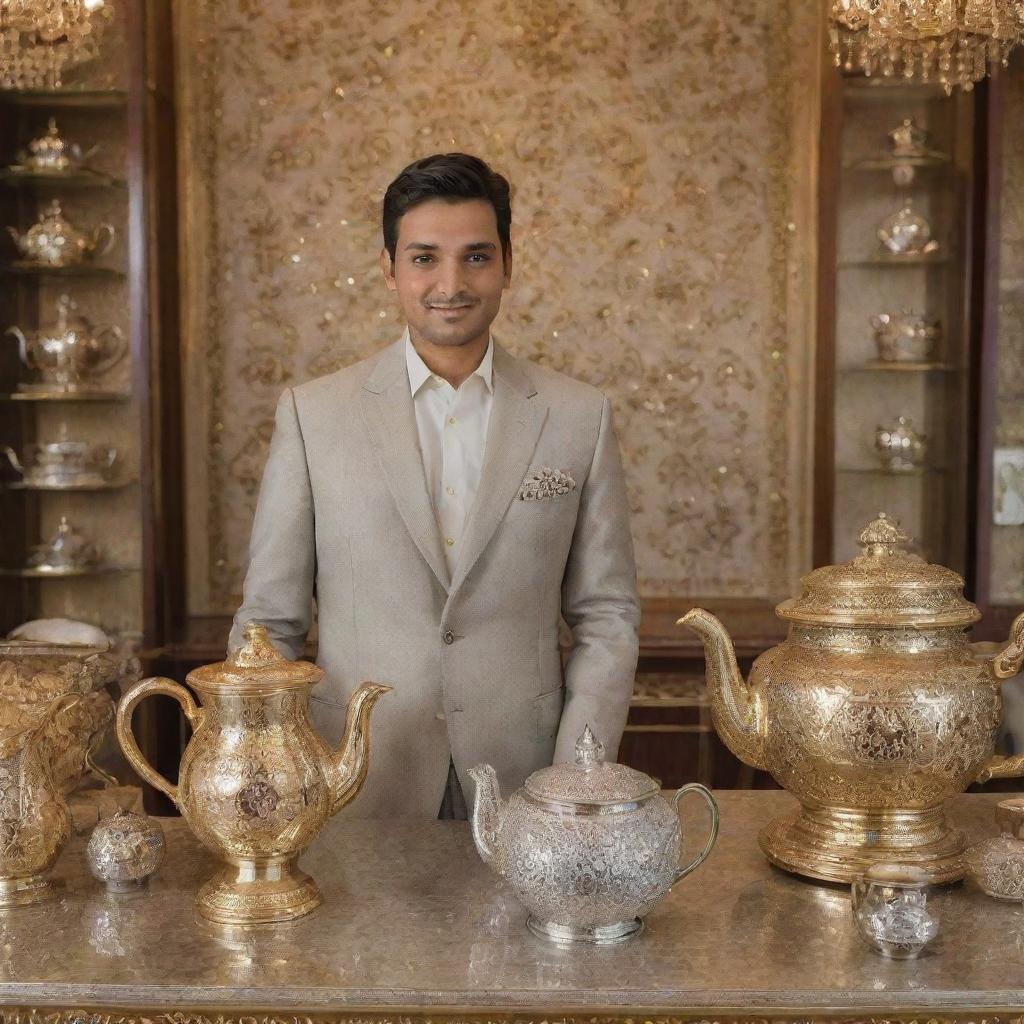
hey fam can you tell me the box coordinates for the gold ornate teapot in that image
[12,118,98,174]
[0,691,81,906]
[8,294,125,391]
[680,513,1024,884]
[115,623,391,924]
[7,199,115,266]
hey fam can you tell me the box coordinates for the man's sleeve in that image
[228,387,316,660]
[554,395,641,762]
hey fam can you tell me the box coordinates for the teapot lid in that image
[524,726,659,808]
[777,513,979,628]
[187,622,323,694]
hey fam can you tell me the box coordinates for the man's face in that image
[381,198,511,350]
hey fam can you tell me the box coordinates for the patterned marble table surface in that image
[0,790,1022,1015]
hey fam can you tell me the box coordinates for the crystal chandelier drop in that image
[831,0,1024,92]
[0,0,111,90]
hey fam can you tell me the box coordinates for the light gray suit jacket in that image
[229,338,640,817]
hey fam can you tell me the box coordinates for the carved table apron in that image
[0,791,1021,1023]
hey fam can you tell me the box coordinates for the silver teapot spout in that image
[5,225,21,248]
[2,446,23,475]
[5,325,30,369]
[467,763,505,872]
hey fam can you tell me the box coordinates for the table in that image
[1,790,1022,1023]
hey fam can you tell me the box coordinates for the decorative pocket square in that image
[518,467,577,501]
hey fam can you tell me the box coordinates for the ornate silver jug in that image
[468,727,719,944]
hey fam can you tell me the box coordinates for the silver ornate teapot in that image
[7,294,125,391]
[877,199,939,257]
[870,311,941,363]
[875,416,927,471]
[4,441,117,488]
[12,119,97,174]
[468,727,719,945]
[7,200,115,266]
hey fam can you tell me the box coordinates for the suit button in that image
[435,711,446,721]
[442,630,455,645]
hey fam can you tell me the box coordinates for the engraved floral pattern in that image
[178,0,821,612]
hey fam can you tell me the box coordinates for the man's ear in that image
[380,247,397,291]
[503,243,513,287]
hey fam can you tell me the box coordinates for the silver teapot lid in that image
[525,726,659,808]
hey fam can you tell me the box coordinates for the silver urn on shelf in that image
[870,311,941,364]
[87,809,165,892]
[25,516,101,574]
[468,726,719,945]
[4,441,118,488]
[875,416,927,472]
[8,294,126,392]
[6,199,115,266]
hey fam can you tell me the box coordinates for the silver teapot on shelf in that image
[26,516,101,574]
[11,119,98,175]
[875,416,928,472]
[6,200,115,266]
[7,294,126,391]
[870,311,942,364]
[877,199,939,257]
[4,441,118,488]
[468,726,719,945]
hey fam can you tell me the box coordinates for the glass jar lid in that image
[525,726,659,808]
[777,513,979,628]
[187,622,323,694]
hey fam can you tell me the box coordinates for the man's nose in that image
[437,257,467,298]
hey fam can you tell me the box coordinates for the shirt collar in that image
[405,328,494,396]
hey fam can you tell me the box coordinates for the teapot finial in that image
[575,725,605,770]
[231,622,284,668]
[859,512,910,557]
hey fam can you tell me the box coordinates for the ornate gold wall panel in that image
[176,0,823,616]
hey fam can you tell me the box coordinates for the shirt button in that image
[448,416,457,425]
[446,486,455,496]
[445,537,454,546]
[443,630,455,645]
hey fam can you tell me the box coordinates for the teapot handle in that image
[670,782,720,884]
[92,324,126,376]
[92,223,116,258]
[115,676,204,806]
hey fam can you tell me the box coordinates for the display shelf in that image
[840,361,955,373]
[0,564,139,579]
[846,155,950,171]
[0,389,131,402]
[0,168,126,189]
[836,465,946,476]
[839,255,949,267]
[0,89,128,109]
[2,477,135,492]
[3,262,124,279]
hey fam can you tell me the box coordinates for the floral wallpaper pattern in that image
[176,0,822,615]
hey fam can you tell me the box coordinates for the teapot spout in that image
[677,608,767,771]
[326,682,391,815]
[5,226,21,249]
[467,763,504,872]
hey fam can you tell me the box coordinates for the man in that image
[230,153,640,818]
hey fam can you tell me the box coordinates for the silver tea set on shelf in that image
[7,119,100,177]
[7,199,115,267]
[4,440,119,488]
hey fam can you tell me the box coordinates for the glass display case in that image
[827,78,978,570]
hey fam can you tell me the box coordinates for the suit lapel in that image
[449,345,547,597]
[359,340,451,592]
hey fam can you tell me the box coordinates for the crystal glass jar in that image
[852,863,939,959]
[966,798,1024,900]
[87,810,165,892]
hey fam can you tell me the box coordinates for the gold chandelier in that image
[831,0,1024,92]
[0,0,111,90]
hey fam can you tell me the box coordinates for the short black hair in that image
[382,153,511,262]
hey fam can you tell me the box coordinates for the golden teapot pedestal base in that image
[197,859,322,925]
[760,805,967,885]
[0,873,58,908]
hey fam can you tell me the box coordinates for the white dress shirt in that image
[405,331,494,578]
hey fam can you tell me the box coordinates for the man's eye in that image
[412,254,434,265]
[467,253,490,263]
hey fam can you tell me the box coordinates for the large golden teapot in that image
[116,623,390,923]
[680,513,1024,885]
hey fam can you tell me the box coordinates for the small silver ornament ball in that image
[86,809,165,892]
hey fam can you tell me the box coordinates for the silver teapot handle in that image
[92,223,116,258]
[671,782,719,884]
